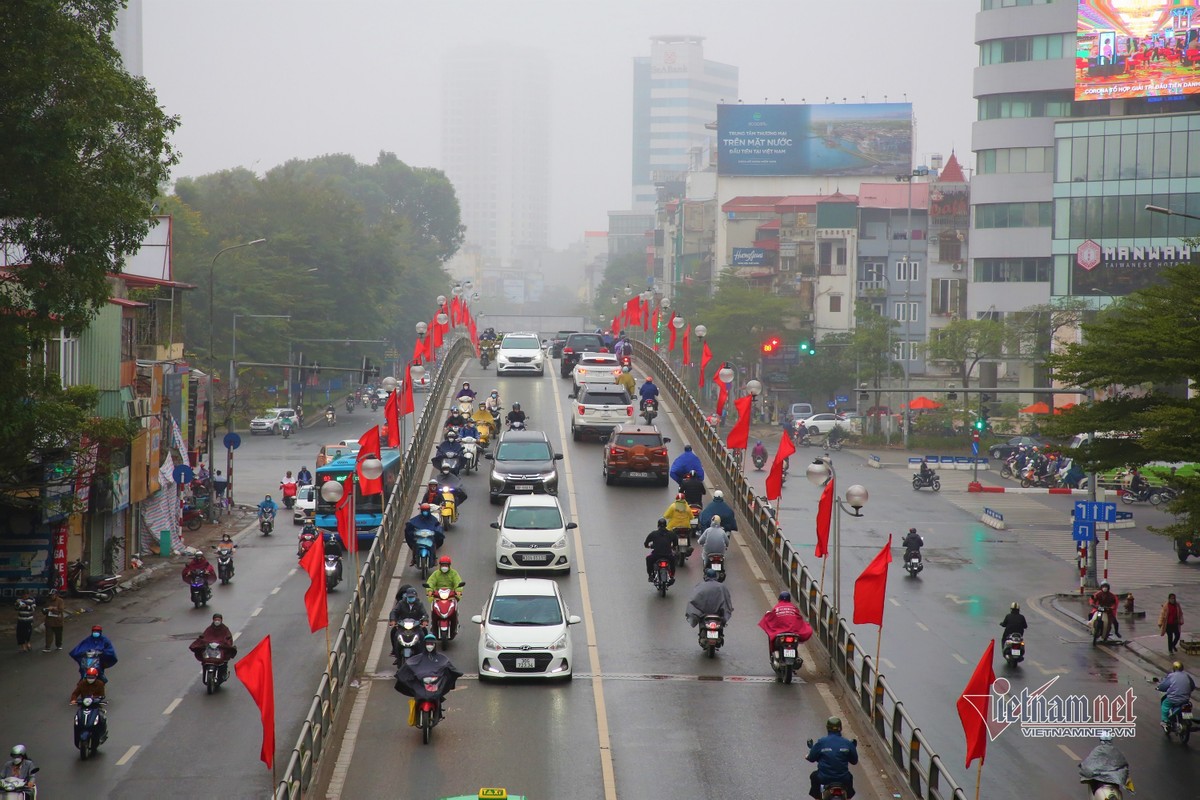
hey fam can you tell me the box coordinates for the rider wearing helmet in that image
[615,364,636,396]
[678,469,706,507]
[638,376,659,403]
[420,479,442,507]
[1157,661,1197,727]
[669,445,704,484]
[662,493,694,534]
[424,555,465,598]
[458,382,477,401]
[700,489,737,532]
[759,590,814,659]
[182,549,216,587]
[685,568,734,627]
[505,402,526,429]
[901,527,924,562]
[1078,730,1131,795]
[403,504,445,566]
[70,666,107,703]
[1,745,37,787]
[697,514,729,559]
[807,717,859,799]
[643,518,678,582]
[1000,602,1028,643]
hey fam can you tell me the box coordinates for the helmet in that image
[684,445,693,452]
[212,613,223,622]
[703,568,718,580]
[512,402,521,410]
[439,556,452,566]
[446,430,458,441]
[479,402,487,408]
[710,515,721,526]
[713,490,723,500]
[419,503,432,513]
[657,517,668,529]
[1097,730,1114,743]
[85,666,100,680]
[909,527,917,534]
[675,493,686,501]
[490,390,498,397]
[423,633,438,642]
[1174,660,1184,670]
[9,745,26,759]
[622,365,631,373]
[1010,602,1020,611]
[404,587,419,600]
[826,716,843,733]
[462,382,470,388]
[192,551,205,560]
[1101,581,1110,589]
[92,625,103,633]
[779,591,792,602]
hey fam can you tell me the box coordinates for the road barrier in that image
[631,340,967,800]
[274,338,473,799]
[981,508,1006,530]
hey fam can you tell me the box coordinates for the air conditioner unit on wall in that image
[951,262,963,272]
[134,397,154,417]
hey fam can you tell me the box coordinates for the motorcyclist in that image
[643,518,677,583]
[615,334,633,360]
[403,505,445,566]
[323,529,345,560]
[1090,581,1119,640]
[685,569,734,627]
[1157,661,1197,728]
[183,550,217,588]
[296,466,313,486]
[424,556,465,598]
[1,745,37,790]
[457,382,477,401]
[297,526,320,559]
[432,431,465,474]
[279,471,298,505]
[638,377,660,404]
[70,666,107,703]
[669,445,705,484]
[699,490,737,532]
[258,494,278,523]
[1128,466,1149,497]
[918,459,934,482]
[388,584,430,663]
[69,625,118,682]
[280,414,295,434]
[325,404,337,422]
[601,329,615,350]
[697,516,729,560]
[1000,602,1028,642]
[472,402,495,438]
[420,479,443,507]
[758,591,814,659]
[189,613,237,683]
[458,417,480,443]
[480,327,497,342]
[505,403,527,428]
[807,717,859,799]
[393,633,463,716]
[1078,731,1131,795]
[752,440,768,462]
[485,390,502,414]
[436,466,468,505]
[615,365,636,397]
[678,469,706,507]
[902,527,924,563]
[663,494,694,536]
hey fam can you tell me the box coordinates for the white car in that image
[496,333,545,377]
[250,407,296,435]
[491,495,576,574]
[797,413,846,435]
[293,484,316,525]
[571,352,622,393]
[471,578,581,681]
[408,365,431,392]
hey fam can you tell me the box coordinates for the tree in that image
[790,332,852,404]
[922,319,1006,388]
[0,0,178,494]
[592,252,647,321]
[1045,261,1200,541]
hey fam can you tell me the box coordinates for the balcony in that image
[817,264,847,277]
[857,281,887,297]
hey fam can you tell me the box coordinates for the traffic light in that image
[312,361,320,376]
[800,340,816,356]
[761,337,781,355]
[973,417,986,431]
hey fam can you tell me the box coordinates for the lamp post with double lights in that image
[804,457,869,620]
[320,453,384,595]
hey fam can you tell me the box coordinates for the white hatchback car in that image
[797,413,847,434]
[491,495,576,574]
[472,578,581,680]
[496,333,545,377]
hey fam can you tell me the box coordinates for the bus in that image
[313,449,403,547]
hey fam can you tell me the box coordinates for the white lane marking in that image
[553,374,618,800]
[915,621,929,631]
[888,598,900,607]
[115,744,140,766]
[1057,743,1081,761]
[951,652,968,665]
[270,587,281,595]
[162,698,182,715]
[288,568,297,577]
[232,631,242,642]
[250,607,262,617]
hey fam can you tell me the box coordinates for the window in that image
[979,34,1068,65]
[894,302,919,323]
[977,146,1054,175]
[896,260,920,281]
[974,202,1052,229]
[930,278,966,317]
[1061,194,1200,239]
[978,91,1075,120]
[43,328,80,388]
[862,262,886,283]
[829,295,842,313]
[938,237,962,262]
[893,341,919,361]
[973,258,1052,283]
[121,316,135,362]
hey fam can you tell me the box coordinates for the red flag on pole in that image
[449,296,461,326]
[682,324,691,366]
[235,636,276,771]
[398,374,414,417]
[853,534,893,625]
[713,368,729,416]
[642,299,650,330]
[625,296,641,326]
[356,426,384,495]
[765,431,796,501]
[957,640,997,769]
[411,337,425,365]
[815,478,834,558]
[335,477,357,554]
[725,395,754,450]
[699,342,713,388]
[299,533,328,633]
[612,315,621,336]
[650,307,660,344]
[667,313,677,351]
[384,389,400,447]
[430,319,444,349]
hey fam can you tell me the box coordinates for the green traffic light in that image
[974,419,985,430]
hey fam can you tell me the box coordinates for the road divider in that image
[911,455,989,471]
[981,508,1006,530]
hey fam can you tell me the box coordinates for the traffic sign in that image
[835,395,849,403]
[971,441,979,456]
[1074,501,1117,524]
[827,401,837,408]
[173,465,194,485]
[223,432,242,450]
[1072,520,1096,543]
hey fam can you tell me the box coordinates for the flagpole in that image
[351,477,360,594]
[974,761,983,800]
[818,555,828,604]
[873,623,884,718]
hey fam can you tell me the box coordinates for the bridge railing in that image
[274,337,473,799]
[631,339,968,800]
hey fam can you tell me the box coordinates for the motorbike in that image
[1000,455,1018,480]
[298,533,319,560]
[1120,484,1171,505]
[618,353,632,369]
[1020,464,1059,489]
[201,641,230,694]
[805,739,854,799]
[325,553,343,591]
[281,420,293,439]
[752,450,767,471]
[281,483,297,510]
[259,511,275,536]
[903,549,923,577]
[392,617,424,662]
[438,488,458,529]
[1089,605,1114,645]
[912,471,941,492]
[456,396,474,415]
[698,614,726,658]
[188,573,212,608]
[1003,632,1025,667]
[704,552,727,583]
[430,586,461,647]
[640,397,659,425]
[73,697,107,760]
[181,504,205,532]
[413,675,445,745]
[325,409,336,427]
[66,559,118,603]
[370,397,379,412]
[771,633,804,684]
[1079,739,1134,799]
[345,396,355,414]
[413,531,438,580]
[433,453,465,476]
[460,436,478,475]
[1164,698,1194,744]
[215,545,235,584]
[651,557,674,598]
[0,767,37,799]
[508,419,527,432]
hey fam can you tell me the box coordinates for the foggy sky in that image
[142,0,977,249]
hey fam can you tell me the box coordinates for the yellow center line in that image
[551,374,618,800]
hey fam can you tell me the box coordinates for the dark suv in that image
[603,424,671,486]
[485,430,564,504]
[560,332,606,377]
[549,330,578,359]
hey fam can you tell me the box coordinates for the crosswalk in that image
[941,490,1174,589]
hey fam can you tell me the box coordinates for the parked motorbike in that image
[652,557,674,598]
[188,573,212,608]
[201,641,231,694]
[1003,633,1025,667]
[640,397,659,425]
[460,436,478,476]
[66,559,118,603]
[181,504,205,532]
[215,545,235,584]
[903,550,923,577]
[325,409,336,427]
[73,697,108,760]
[704,552,727,582]
[391,617,424,662]
[912,471,941,492]
[0,767,38,799]
[698,614,726,658]
[771,633,804,684]
[430,586,461,647]
[413,531,438,580]
[259,511,275,536]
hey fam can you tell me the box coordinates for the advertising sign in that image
[717,103,912,177]
[1076,1,1200,101]
[731,247,767,266]
[1073,239,1194,294]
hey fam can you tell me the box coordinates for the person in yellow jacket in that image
[615,365,637,398]
[471,403,495,445]
[663,494,694,532]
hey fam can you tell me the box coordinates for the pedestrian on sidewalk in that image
[1159,592,1184,655]
[42,589,65,652]
[14,591,35,652]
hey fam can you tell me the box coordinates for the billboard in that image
[732,248,767,266]
[717,103,912,177]
[1076,1,1200,101]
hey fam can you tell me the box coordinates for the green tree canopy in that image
[923,318,1006,388]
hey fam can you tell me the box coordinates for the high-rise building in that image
[631,36,738,210]
[441,46,550,272]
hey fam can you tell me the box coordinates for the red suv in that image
[602,424,671,486]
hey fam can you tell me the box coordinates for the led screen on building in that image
[1076,1,1200,101]
[717,103,912,177]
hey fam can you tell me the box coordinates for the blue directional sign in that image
[173,465,194,485]
[1073,519,1096,543]
[835,395,850,403]
[1074,501,1117,523]
[827,401,837,408]
[971,441,979,456]
[223,432,242,450]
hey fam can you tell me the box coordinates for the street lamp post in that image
[694,324,708,388]
[895,167,928,450]
[671,314,686,375]
[805,457,869,620]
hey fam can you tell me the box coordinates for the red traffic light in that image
[761,337,781,355]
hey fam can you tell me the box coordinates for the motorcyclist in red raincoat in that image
[758,591,813,658]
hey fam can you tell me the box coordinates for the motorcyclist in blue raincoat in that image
[404,505,446,566]
[69,625,118,682]
[699,490,737,532]
[669,445,705,484]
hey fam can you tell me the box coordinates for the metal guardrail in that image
[630,339,968,800]
[274,337,473,799]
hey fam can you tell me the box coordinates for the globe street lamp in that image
[805,458,868,619]
[694,324,708,340]
[452,285,463,297]
[672,315,686,330]
[746,379,763,397]
[436,312,449,327]
[436,295,447,307]
[415,321,428,337]
[718,365,735,384]
[660,297,671,311]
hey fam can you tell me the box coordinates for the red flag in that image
[235,636,276,770]
[335,476,357,554]
[667,313,677,351]
[384,388,400,447]
[398,374,415,417]
[355,426,384,495]
[449,296,461,326]
[299,532,328,633]
[625,296,641,325]
[430,318,444,349]
[815,478,834,558]
[957,640,997,769]
[682,324,691,365]
[713,367,729,416]
[853,534,893,625]
[765,431,796,501]
[725,395,754,450]
[641,299,650,330]
[699,342,713,388]
[612,315,621,336]
[411,337,425,365]
[650,307,660,344]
